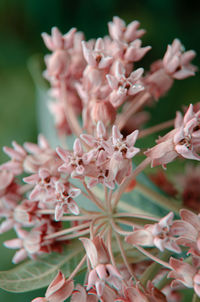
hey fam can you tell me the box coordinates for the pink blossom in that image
[57,139,87,177]
[145,104,200,167]
[106,61,144,107]
[80,237,122,297]
[168,257,200,297]
[54,181,80,220]
[163,39,196,80]
[126,212,181,253]
[107,126,140,185]
[0,141,27,175]
[108,17,146,43]
[82,38,113,69]
[32,271,74,302]
[145,39,196,99]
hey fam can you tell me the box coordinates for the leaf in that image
[0,241,85,293]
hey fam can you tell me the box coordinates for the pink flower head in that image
[108,126,140,185]
[32,271,74,302]
[71,284,98,302]
[80,236,122,297]
[54,181,81,220]
[107,61,144,107]
[126,212,181,253]
[23,168,57,203]
[168,257,200,297]
[145,104,200,167]
[108,17,146,43]
[4,220,63,263]
[171,209,200,256]
[163,39,196,80]
[0,141,27,175]
[82,38,113,69]
[57,139,88,177]
[42,27,76,51]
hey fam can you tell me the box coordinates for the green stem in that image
[192,294,200,302]
[156,273,171,290]
[140,251,170,287]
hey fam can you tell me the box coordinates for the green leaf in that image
[0,241,85,293]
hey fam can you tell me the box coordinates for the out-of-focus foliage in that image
[0,0,199,300]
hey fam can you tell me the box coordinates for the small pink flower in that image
[57,139,87,177]
[0,141,27,175]
[168,257,200,297]
[145,104,200,167]
[108,17,146,43]
[82,38,113,69]
[107,61,144,107]
[126,212,181,253]
[54,182,80,220]
[42,27,76,51]
[80,236,122,297]
[32,271,74,302]
[163,39,196,80]
[108,126,140,185]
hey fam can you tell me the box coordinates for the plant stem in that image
[192,294,200,302]
[57,228,90,241]
[113,157,151,208]
[111,220,133,236]
[107,227,117,268]
[135,245,171,269]
[82,181,106,212]
[113,213,159,222]
[138,119,174,139]
[140,250,170,287]
[44,221,91,240]
[60,215,98,221]
[69,254,87,280]
[114,231,137,281]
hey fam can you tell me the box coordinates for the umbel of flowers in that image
[0,16,200,301]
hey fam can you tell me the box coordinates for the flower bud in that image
[91,100,116,127]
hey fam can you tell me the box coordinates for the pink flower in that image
[107,125,140,185]
[106,61,144,107]
[82,38,113,69]
[80,236,122,297]
[54,181,80,220]
[57,139,88,177]
[0,141,27,175]
[32,271,74,302]
[126,212,181,253]
[145,39,196,99]
[145,104,200,167]
[168,257,200,297]
[171,209,200,256]
[108,17,146,43]
[71,284,98,302]
[42,27,76,51]
[163,39,196,80]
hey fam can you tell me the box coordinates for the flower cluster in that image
[0,16,200,302]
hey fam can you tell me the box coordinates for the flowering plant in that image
[0,16,200,301]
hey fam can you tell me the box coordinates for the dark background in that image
[0,0,199,300]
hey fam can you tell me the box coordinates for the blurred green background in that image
[0,0,199,300]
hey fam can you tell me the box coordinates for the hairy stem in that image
[113,157,151,208]
[44,221,91,240]
[135,245,171,269]
[138,119,174,139]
